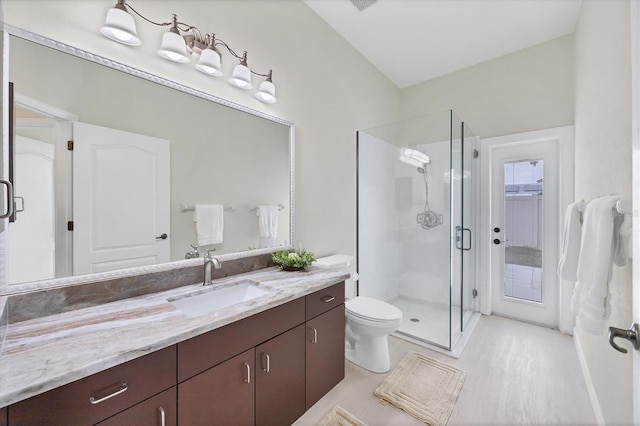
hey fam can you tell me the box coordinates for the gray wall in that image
[574,1,633,423]
[400,34,575,138]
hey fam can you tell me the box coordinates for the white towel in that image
[613,212,632,267]
[573,196,621,335]
[557,201,584,282]
[257,205,278,248]
[194,204,223,246]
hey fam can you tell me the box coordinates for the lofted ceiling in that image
[303,0,582,88]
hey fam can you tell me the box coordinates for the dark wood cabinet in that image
[98,387,177,426]
[178,349,255,426]
[8,346,176,426]
[306,304,346,409]
[5,281,347,425]
[255,324,306,426]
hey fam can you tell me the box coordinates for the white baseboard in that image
[573,327,605,425]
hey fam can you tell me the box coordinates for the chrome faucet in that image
[203,249,222,286]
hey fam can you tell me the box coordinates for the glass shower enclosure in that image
[357,110,476,350]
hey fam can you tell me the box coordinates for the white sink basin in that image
[169,282,272,317]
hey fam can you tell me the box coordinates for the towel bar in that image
[180,203,233,213]
[251,204,285,212]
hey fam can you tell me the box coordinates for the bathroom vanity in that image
[0,266,347,425]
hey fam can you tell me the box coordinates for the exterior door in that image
[73,122,170,274]
[489,138,560,328]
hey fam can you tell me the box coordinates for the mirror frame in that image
[0,25,295,295]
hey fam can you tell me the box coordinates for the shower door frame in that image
[355,111,479,351]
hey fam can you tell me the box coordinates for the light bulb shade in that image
[157,31,190,63]
[101,7,141,46]
[228,64,253,89]
[255,80,277,103]
[195,48,223,76]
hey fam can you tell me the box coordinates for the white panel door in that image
[7,135,54,283]
[73,122,170,275]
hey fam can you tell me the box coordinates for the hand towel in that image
[573,196,621,335]
[557,201,584,282]
[194,204,223,246]
[613,212,632,267]
[257,205,278,249]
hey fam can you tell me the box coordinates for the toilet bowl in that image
[345,296,402,373]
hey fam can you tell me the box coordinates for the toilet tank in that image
[313,254,358,300]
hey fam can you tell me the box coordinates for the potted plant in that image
[271,249,315,271]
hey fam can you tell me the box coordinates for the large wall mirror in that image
[1,27,295,294]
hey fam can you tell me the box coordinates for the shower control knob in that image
[493,227,501,233]
[493,238,508,245]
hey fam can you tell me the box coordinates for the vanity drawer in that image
[305,281,345,321]
[177,297,305,382]
[8,345,176,426]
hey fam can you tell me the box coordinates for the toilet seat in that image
[346,297,402,322]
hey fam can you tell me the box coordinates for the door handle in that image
[0,179,14,219]
[608,324,639,354]
[156,233,168,240]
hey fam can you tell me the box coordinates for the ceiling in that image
[303,0,582,88]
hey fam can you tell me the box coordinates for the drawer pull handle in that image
[159,406,166,426]
[243,362,251,384]
[262,353,271,373]
[321,295,335,303]
[311,327,318,344]
[89,382,128,405]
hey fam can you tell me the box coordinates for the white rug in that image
[317,405,368,426]
[374,350,466,425]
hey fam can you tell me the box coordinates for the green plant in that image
[271,249,315,270]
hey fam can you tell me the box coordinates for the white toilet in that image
[345,296,402,373]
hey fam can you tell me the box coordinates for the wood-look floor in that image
[294,314,597,425]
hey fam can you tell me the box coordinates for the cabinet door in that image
[255,324,305,426]
[306,304,345,409]
[98,387,176,426]
[178,349,254,426]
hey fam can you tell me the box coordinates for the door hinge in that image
[67,140,74,151]
[472,289,478,298]
[473,149,479,158]
[67,221,74,231]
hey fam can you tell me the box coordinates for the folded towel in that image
[257,205,278,249]
[573,196,621,335]
[194,204,223,246]
[558,201,584,282]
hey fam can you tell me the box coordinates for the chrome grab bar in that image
[89,382,128,404]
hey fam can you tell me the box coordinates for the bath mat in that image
[317,405,368,426]
[374,350,466,425]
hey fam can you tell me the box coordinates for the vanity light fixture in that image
[100,0,278,103]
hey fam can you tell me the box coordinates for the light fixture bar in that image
[101,0,277,103]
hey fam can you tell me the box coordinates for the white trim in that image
[573,327,606,426]
[629,1,640,423]
[479,125,575,332]
[14,92,78,122]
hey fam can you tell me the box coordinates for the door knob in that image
[156,233,168,240]
[608,323,639,353]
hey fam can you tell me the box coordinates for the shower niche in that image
[357,110,477,350]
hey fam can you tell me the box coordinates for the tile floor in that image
[294,314,596,426]
[504,263,543,302]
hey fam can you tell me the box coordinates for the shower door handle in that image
[455,226,472,251]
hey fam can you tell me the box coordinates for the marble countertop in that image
[0,266,349,408]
